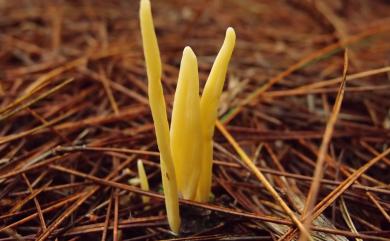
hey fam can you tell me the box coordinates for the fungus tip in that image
[183,46,196,59]
[226,27,236,42]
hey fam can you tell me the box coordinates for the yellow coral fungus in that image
[139,0,235,233]
[170,47,202,200]
[197,28,236,202]
[137,159,150,204]
[139,0,180,234]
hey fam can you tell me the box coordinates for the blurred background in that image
[0,0,389,240]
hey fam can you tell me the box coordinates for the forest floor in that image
[0,0,389,240]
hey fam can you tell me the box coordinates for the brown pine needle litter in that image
[0,0,390,240]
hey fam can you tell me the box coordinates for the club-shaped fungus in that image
[137,159,150,204]
[140,0,180,233]
[196,28,235,202]
[139,0,235,233]
[170,47,202,201]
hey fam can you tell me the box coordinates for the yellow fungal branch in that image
[196,28,236,202]
[170,47,202,200]
[139,0,180,234]
[137,159,150,203]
